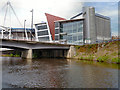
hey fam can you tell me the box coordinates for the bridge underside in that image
[21,46,76,59]
[33,49,68,58]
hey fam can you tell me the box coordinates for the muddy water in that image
[2,57,119,88]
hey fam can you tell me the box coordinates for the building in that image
[0,27,35,40]
[11,28,35,40]
[35,6,111,45]
[54,18,84,45]
[35,13,66,42]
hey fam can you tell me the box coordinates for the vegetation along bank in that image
[74,40,120,64]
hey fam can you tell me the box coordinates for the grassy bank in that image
[74,40,120,64]
[1,54,20,57]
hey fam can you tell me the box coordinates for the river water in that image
[1,57,119,88]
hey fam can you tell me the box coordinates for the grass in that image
[78,56,84,60]
[88,55,94,60]
[78,55,94,61]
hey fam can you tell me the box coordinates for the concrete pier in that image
[67,46,76,58]
[21,49,32,59]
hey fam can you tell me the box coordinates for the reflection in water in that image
[2,57,119,88]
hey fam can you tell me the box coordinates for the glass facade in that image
[59,20,84,45]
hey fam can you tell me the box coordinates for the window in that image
[73,35,77,41]
[38,36,49,41]
[60,28,63,33]
[55,22,59,27]
[63,35,67,39]
[55,35,59,40]
[59,20,84,45]
[78,27,83,32]
[55,29,59,34]
[38,25,47,30]
[78,34,83,40]
[37,30,48,36]
[67,35,72,40]
[60,35,63,39]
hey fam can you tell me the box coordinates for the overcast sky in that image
[0,0,119,35]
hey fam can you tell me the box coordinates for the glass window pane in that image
[55,35,59,40]
[55,22,59,27]
[38,30,48,36]
[55,29,59,34]
[38,36,49,41]
[73,35,77,41]
[38,25,47,30]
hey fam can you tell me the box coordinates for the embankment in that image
[74,40,119,64]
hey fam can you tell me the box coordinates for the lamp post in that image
[24,20,26,40]
[30,9,33,41]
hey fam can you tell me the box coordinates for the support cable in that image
[9,4,12,39]
[0,3,7,12]
[3,5,8,26]
[9,2,23,27]
[70,12,83,20]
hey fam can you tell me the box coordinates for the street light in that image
[24,20,28,40]
[30,9,33,41]
[24,20,26,40]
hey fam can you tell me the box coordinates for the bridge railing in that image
[0,35,37,41]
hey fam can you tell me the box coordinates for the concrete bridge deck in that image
[0,39,70,49]
[0,39,76,59]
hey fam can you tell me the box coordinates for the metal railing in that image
[0,35,37,41]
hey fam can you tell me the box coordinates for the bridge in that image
[0,39,76,59]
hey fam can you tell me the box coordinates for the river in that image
[1,57,119,88]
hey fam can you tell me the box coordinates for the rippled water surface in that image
[2,57,119,88]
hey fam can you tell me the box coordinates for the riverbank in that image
[74,40,119,64]
[1,54,20,57]
[0,50,21,57]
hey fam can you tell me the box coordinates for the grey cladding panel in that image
[95,16,111,40]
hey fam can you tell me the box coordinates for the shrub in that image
[14,54,20,57]
[118,52,120,55]
[78,56,84,60]
[10,54,14,57]
[33,53,38,58]
[88,55,94,60]
[97,55,109,62]
[111,52,117,56]
[75,45,80,49]
[112,58,120,64]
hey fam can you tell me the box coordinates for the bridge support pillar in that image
[21,49,32,59]
[67,46,76,58]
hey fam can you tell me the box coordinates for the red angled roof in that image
[45,13,66,40]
